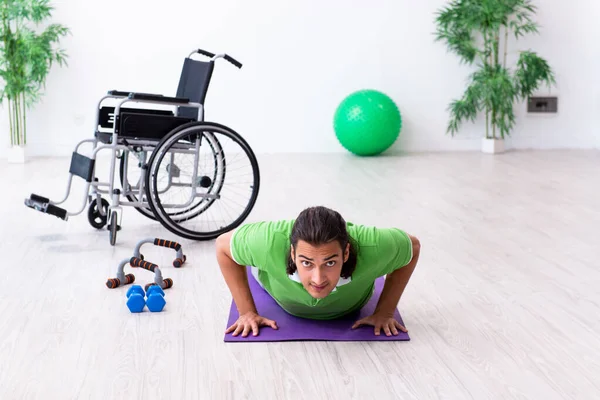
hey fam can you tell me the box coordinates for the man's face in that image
[291,240,350,298]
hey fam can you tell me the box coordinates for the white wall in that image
[0,0,598,158]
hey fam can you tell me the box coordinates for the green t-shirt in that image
[230,219,413,320]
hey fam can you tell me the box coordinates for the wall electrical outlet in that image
[527,96,558,113]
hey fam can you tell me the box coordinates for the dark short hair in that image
[286,206,358,278]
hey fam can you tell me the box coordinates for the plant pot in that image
[7,145,27,163]
[481,137,505,154]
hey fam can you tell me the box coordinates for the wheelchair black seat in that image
[96,106,196,144]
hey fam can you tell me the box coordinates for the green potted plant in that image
[434,0,556,153]
[1,0,69,163]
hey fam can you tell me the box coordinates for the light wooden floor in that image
[0,150,599,399]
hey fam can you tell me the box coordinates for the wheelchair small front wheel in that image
[145,121,260,241]
[109,211,118,246]
[87,198,110,229]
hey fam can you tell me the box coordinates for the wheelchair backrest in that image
[175,58,214,119]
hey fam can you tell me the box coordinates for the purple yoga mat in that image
[224,267,410,342]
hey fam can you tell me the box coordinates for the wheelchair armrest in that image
[107,90,133,97]
[107,90,182,100]
[128,92,190,104]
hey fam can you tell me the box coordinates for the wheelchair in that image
[24,48,260,245]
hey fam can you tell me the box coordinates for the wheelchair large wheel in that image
[144,121,260,240]
[119,142,223,222]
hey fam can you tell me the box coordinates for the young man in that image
[216,206,420,338]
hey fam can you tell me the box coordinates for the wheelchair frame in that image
[25,48,260,245]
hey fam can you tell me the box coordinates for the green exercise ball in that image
[333,89,402,156]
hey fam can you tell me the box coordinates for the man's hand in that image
[225,311,278,337]
[351,312,407,336]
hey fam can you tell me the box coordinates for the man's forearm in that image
[374,267,412,316]
[374,239,420,316]
[217,250,258,315]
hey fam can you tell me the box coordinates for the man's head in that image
[286,206,357,298]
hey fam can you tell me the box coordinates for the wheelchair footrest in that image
[24,194,68,221]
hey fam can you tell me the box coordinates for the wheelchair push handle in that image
[194,48,243,69]
[223,54,242,68]
[196,48,216,58]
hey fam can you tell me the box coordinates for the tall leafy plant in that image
[0,0,69,147]
[434,0,555,140]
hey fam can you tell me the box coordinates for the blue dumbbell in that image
[146,285,164,297]
[145,285,166,312]
[126,284,146,313]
